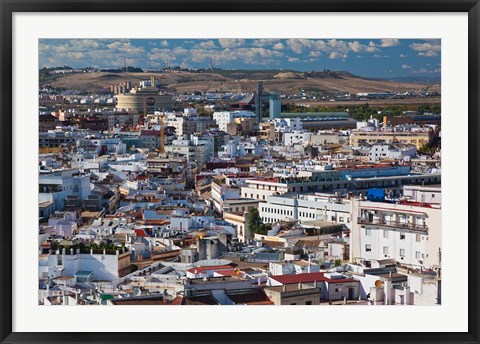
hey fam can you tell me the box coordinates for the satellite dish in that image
[133,287,141,297]
[374,280,384,288]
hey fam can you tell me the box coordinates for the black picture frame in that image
[1,1,479,343]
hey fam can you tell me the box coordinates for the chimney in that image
[151,76,155,88]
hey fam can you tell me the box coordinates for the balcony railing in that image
[357,217,428,232]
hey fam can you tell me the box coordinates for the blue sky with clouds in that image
[39,38,440,78]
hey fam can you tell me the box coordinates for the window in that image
[415,251,422,259]
[305,301,312,305]
[416,234,421,242]
[335,288,339,292]
[383,246,389,256]
[339,217,344,222]
[290,303,297,305]
[400,233,406,240]
[365,229,371,236]
[365,244,372,252]
[400,249,406,257]
[383,230,389,238]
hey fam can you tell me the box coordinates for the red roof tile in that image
[270,272,327,284]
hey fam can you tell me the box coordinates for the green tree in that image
[246,208,267,238]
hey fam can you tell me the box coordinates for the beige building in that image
[163,144,206,169]
[349,131,431,149]
[264,284,321,305]
[166,115,216,136]
[116,76,172,113]
[223,199,260,242]
[259,122,275,142]
[226,117,256,137]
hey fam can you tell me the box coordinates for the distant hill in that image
[39,69,441,95]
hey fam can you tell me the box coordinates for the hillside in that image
[40,70,441,95]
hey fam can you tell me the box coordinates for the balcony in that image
[357,217,428,233]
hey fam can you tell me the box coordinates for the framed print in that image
[1,1,479,343]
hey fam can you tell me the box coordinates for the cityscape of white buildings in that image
[38,77,442,306]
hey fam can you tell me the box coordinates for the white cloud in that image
[409,42,441,57]
[366,41,380,53]
[288,57,300,62]
[308,51,322,57]
[218,39,245,48]
[197,40,217,49]
[106,41,145,55]
[400,54,407,58]
[380,39,400,47]
[329,52,347,60]
[286,39,379,60]
[412,67,441,74]
[150,48,180,65]
[251,39,279,47]
[272,42,285,50]
[348,41,364,53]
[178,46,284,66]
[402,64,412,69]
[160,40,169,47]
[286,39,327,54]
[418,51,439,57]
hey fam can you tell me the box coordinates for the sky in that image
[39,38,441,79]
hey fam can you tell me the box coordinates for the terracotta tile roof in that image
[226,289,272,305]
[182,294,219,305]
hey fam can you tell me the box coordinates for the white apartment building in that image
[166,114,216,136]
[350,198,441,269]
[259,194,352,227]
[274,118,303,132]
[403,184,441,205]
[241,169,440,202]
[213,111,256,132]
[39,170,92,212]
[283,130,312,146]
[39,248,131,282]
[218,139,263,159]
[310,131,343,145]
[164,138,207,169]
[368,144,417,162]
[210,180,240,214]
